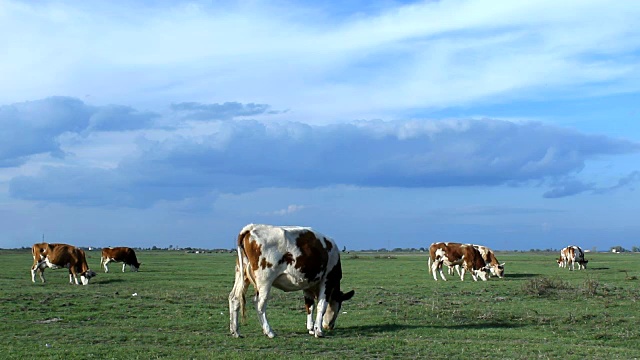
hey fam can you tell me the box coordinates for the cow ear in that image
[341,290,355,302]
[500,262,505,266]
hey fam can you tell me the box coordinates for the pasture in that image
[2,249,640,359]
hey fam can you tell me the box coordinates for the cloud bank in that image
[5,97,639,208]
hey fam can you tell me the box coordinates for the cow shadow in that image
[443,322,526,330]
[95,278,127,284]
[504,273,538,278]
[337,321,524,337]
[338,323,430,336]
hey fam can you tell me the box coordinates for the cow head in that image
[490,263,505,278]
[578,259,588,269]
[322,289,355,331]
[80,270,97,285]
[133,262,141,272]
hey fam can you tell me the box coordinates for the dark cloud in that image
[544,171,640,198]
[0,97,160,167]
[171,101,276,120]
[0,97,90,166]
[543,178,595,198]
[9,117,640,208]
[87,104,159,132]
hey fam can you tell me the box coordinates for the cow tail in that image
[236,229,249,321]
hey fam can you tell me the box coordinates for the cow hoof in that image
[265,331,276,338]
[314,330,324,338]
[308,330,315,335]
[230,331,243,338]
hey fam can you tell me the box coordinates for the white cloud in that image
[5,98,639,208]
[267,204,306,216]
[1,1,639,122]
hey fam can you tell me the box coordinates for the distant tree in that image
[632,246,640,253]
[611,245,627,253]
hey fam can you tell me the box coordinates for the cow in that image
[431,244,506,279]
[100,247,141,273]
[428,242,490,281]
[31,243,96,285]
[229,224,354,338]
[560,245,588,270]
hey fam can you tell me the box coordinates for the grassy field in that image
[2,249,640,359]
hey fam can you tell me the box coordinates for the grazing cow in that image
[560,246,588,270]
[31,243,96,285]
[428,242,490,281]
[229,224,354,338]
[100,247,141,272]
[473,245,505,278]
[436,243,505,278]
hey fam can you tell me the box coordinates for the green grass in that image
[2,250,640,359]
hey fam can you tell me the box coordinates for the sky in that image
[1,0,640,251]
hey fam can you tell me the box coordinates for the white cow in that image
[428,242,490,281]
[229,224,354,338]
[559,246,588,270]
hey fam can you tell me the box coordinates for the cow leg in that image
[31,267,45,283]
[103,258,111,273]
[254,285,275,338]
[312,287,328,338]
[430,260,439,280]
[304,291,315,335]
[122,263,126,272]
[228,266,249,338]
[431,261,446,281]
[459,266,466,281]
[32,261,47,283]
[438,263,447,281]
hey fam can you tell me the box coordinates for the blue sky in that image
[1,0,640,251]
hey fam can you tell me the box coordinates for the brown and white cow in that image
[430,244,506,279]
[100,247,141,273]
[428,242,490,281]
[31,243,96,285]
[559,245,588,270]
[229,224,354,338]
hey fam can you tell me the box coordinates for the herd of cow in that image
[28,224,589,339]
[30,243,141,285]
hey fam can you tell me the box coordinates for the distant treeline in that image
[5,245,640,253]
